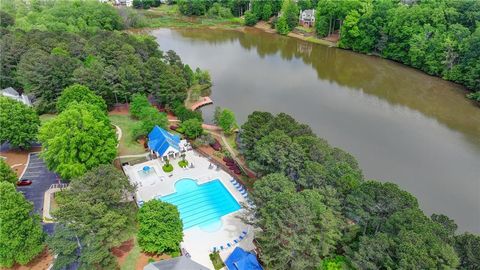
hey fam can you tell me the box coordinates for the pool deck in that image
[123,150,255,269]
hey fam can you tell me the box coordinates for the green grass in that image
[137,5,244,29]
[108,114,146,156]
[305,36,337,46]
[225,133,238,150]
[209,251,225,270]
[120,238,141,270]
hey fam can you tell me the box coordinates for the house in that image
[144,256,209,270]
[148,126,188,161]
[299,9,315,27]
[1,87,31,106]
[99,0,132,7]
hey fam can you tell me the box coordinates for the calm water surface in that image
[152,28,480,233]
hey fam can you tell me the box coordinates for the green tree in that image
[0,11,14,28]
[178,0,207,16]
[0,159,17,184]
[239,111,274,159]
[455,233,480,270]
[262,3,273,21]
[130,93,151,118]
[56,84,107,113]
[180,118,203,139]
[0,182,44,268]
[276,15,290,35]
[281,0,299,30]
[49,165,136,270]
[133,106,169,138]
[137,200,183,255]
[216,108,237,133]
[244,10,258,26]
[346,181,418,235]
[0,96,40,149]
[38,102,117,179]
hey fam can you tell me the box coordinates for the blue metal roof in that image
[147,126,180,156]
[225,247,263,270]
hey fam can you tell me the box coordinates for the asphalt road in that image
[17,152,60,234]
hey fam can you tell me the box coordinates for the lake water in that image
[152,28,480,233]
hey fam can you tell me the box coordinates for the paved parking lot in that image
[17,152,60,234]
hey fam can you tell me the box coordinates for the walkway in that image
[190,96,213,111]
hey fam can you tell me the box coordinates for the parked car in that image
[17,179,32,186]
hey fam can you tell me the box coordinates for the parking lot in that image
[17,152,60,234]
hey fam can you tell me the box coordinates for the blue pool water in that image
[159,178,241,229]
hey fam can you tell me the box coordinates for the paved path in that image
[17,152,60,234]
[190,96,213,111]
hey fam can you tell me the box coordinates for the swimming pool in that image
[159,178,241,229]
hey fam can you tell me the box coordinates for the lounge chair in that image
[242,230,247,235]
[239,235,244,240]
[227,243,232,248]
[234,239,239,244]
[220,246,225,251]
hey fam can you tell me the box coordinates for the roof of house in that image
[147,126,181,156]
[1,87,20,97]
[225,247,263,270]
[143,256,209,270]
[300,9,315,20]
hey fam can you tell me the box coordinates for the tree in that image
[276,15,290,35]
[130,93,151,118]
[455,233,480,270]
[345,181,418,235]
[178,0,207,16]
[0,182,44,268]
[0,11,14,28]
[180,118,203,139]
[145,57,188,106]
[133,106,169,138]
[254,189,342,270]
[251,173,296,208]
[38,102,117,179]
[49,165,136,270]
[347,209,459,269]
[244,10,258,26]
[280,0,299,30]
[0,96,40,149]
[216,108,237,133]
[56,84,107,113]
[249,129,305,179]
[137,200,183,255]
[239,111,274,158]
[0,159,17,184]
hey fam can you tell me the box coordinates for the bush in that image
[244,11,258,26]
[178,160,188,168]
[130,94,150,118]
[209,251,225,270]
[207,3,233,18]
[173,103,203,122]
[162,164,174,172]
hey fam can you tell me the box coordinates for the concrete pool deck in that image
[123,150,255,269]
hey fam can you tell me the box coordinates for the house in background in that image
[1,87,32,106]
[98,0,132,7]
[147,126,189,161]
[299,9,316,27]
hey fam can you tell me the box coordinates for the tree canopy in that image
[38,102,117,179]
[56,84,107,113]
[180,118,203,139]
[0,182,44,268]
[0,159,17,184]
[137,200,183,255]
[0,96,40,149]
[214,107,237,133]
[48,165,136,270]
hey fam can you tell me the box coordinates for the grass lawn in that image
[138,5,244,29]
[108,114,146,156]
[224,133,238,151]
[120,238,141,270]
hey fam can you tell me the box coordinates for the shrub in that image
[207,3,233,18]
[173,103,203,122]
[0,159,17,184]
[178,160,188,168]
[244,11,258,26]
[162,164,174,172]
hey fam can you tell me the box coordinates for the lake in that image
[152,28,480,233]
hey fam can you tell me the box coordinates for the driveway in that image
[17,152,60,234]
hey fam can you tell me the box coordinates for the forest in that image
[239,111,479,270]
[0,0,205,113]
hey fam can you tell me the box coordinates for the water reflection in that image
[152,28,480,233]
